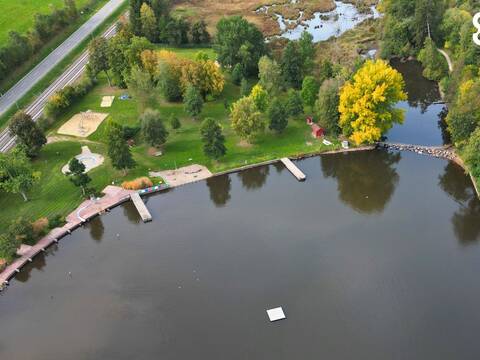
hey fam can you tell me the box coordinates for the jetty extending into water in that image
[130,193,152,222]
[281,157,306,181]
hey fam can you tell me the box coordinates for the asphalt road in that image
[0,0,125,153]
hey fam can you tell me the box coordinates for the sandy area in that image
[101,96,115,108]
[150,164,212,187]
[58,111,108,138]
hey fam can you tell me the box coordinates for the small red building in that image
[311,124,324,138]
[306,116,314,125]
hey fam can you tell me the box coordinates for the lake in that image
[1,148,479,359]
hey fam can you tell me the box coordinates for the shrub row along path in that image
[0,0,125,152]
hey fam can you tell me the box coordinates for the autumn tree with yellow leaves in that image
[338,60,407,145]
[141,50,224,101]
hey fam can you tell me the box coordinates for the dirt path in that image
[438,49,453,72]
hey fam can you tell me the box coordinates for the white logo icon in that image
[474,13,480,46]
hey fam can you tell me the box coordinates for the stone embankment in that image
[377,142,457,161]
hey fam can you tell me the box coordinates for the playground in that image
[57,111,108,138]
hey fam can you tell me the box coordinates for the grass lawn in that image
[0,46,342,233]
[0,0,99,43]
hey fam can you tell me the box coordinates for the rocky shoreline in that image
[377,142,458,161]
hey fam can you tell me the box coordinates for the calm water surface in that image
[1,151,480,359]
[387,59,449,146]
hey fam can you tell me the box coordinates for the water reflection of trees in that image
[206,175,231,207]
[89,216,105,242]
[437,107,451,145]
[15,251,48,283]
[390,59,440,112]
[123,202,141,224]
[320,150,401,214]
[237,166,270,191]
[439,162,480,245]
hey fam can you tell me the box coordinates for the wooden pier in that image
[281,158,306,181]
[130,192,152,222]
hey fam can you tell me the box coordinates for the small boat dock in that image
[130,192,152,222]
[281,158,306,181]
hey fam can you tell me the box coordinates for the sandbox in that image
[57,111,108,138]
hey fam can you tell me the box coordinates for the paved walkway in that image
[0,185,134,289]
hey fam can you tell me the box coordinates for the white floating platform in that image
[281,158,306,181]
[267,307,286,322]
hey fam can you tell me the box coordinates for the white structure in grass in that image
[62,146,104,174]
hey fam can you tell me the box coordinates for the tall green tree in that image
[230,96,264,141]
[285,89,304,117]
[9,112,46,157]
[249,84,269,112]
[89,37,111,86]
[464,128,480,179]
[418,37,448,81]
[281,41,303,89]
[258,55,282,95]
[214,16,266,76]
[0,148,40,202]
[68,158,91,196]
[183,85,204,119]
[301,76,319,108]
[127,66,155,109]
[107,30,132,87]
[268,98,288,134]
[298,31,315,75]
[413,0,445,48]
[315,78,341,135]
[446,79,480,145]
[140,3,158,42]
[200,118,227,160]
[231,63,243,86]
[107,122,136,175]
[140,109,169,146]
[129,0,143,35]
[191,20,210,44]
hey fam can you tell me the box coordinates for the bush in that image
[44,76,95,120]
[48,214,65,229]
[122,125,141,140]
[32,217,49,237]
[121,177,153,190]
[169,114,181,129]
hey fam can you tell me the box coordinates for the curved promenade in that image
[1,144,478,291]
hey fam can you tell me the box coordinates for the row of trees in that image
[0,0,83,83]
[130,0,210,45]
[380,0,480,183]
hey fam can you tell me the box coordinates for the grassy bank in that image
[0,0,111,94]
[0,0,101,43]
[0,46,342,233]
[0,1,129,129]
